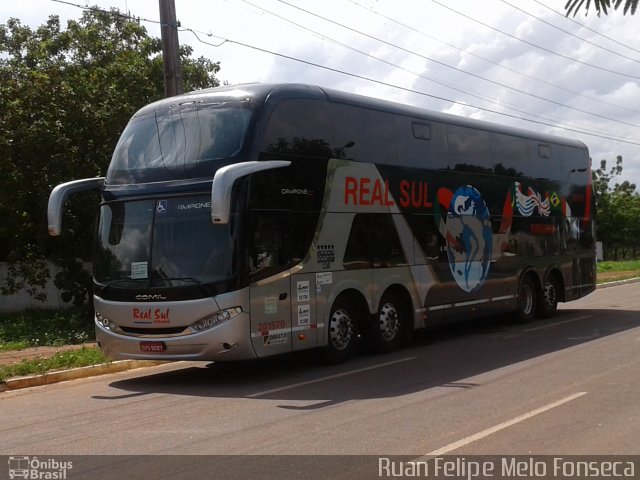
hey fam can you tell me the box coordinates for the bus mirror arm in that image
[210,161,291,224]
[48,177,105,236]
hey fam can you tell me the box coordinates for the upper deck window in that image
[106,103,253,184]
[447,124,491,172]
[260,99,333,158]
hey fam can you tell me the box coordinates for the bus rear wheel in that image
[324,297,360,363]
[538,275,559,318]
[368,292,404,353]
[515,275,537,323]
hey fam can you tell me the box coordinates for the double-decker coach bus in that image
[48,83,596,363]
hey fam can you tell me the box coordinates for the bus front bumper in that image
[95,312,257,362]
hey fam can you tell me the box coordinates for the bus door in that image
[250,270,292,358]
[248,212,292,357]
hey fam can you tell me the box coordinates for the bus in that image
[48,83,596,363]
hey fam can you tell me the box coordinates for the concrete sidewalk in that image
[0,343,165,391]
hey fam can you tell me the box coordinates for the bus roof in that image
[137,83,587,150]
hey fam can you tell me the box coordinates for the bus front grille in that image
[120,326,188,336]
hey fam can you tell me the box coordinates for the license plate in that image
[139,341,166,352]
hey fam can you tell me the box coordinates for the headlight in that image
[191,307,242,332]
[96,312,120,332]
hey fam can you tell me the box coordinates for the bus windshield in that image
[106,103,253,184]
[94,195,237,287]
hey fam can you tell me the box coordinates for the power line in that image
[235,1,524,111]
[499,0,640,64]
[185,29,640,146]
[237,0,636,140]
[429,0,640,81]
[274,0,640,129]
[346,0,640,116]
[532,0,640,56]
[50,0,174,27]
[47,0,640,146]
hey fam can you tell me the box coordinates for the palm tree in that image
[565,0,638,16]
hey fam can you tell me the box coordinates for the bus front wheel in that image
[368,292,404,353]
[324,297,360,363]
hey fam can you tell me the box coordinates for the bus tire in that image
[323,297,360,364]
[538,274,559,319]
[368,292,404,353]
[515,275,537,323]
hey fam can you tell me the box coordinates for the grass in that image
[0,308,104,382]
[0,308,95,352]
[597,260,640,272]
[597,260,640,284]
[0,346,106,383]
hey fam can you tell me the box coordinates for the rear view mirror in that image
[210,161,290,224]
[48,177,104,236]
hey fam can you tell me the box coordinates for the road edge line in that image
[424,391,588,456]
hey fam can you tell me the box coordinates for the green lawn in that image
[0,308,103,382]
[0,308,94,352]
[597,260,640,272]
[597,260,640,283]
[0,346,106,383]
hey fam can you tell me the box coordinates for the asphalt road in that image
[1,282,639,478]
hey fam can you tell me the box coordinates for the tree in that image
[608,182,640,259]
[565,0,638,16]
[591,156,640,260]
[0,9,220,306]
[591,155,623,203]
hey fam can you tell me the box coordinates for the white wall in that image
[0,262,89,313]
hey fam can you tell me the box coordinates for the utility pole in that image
[159,0,183,97]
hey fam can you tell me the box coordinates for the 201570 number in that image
[257,320,285,332]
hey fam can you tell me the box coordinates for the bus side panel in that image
[249,271,292,358]
[290,271,319,351]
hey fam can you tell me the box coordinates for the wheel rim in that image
[378,302,400,341]
[544,281,557,308]
[329,308,354,351]
[520,283,534,315]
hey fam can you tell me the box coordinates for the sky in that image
[3,0,640,188]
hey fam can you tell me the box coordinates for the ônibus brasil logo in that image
[8,456,73,479]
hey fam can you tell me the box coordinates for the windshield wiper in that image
[97,276,215,296]
[165,277,214,296]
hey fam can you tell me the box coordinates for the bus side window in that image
[250,214,283,272]
[248,209,317,281]
[249,211,303,282]
[344,214,406,269]
[406,214,440,262]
